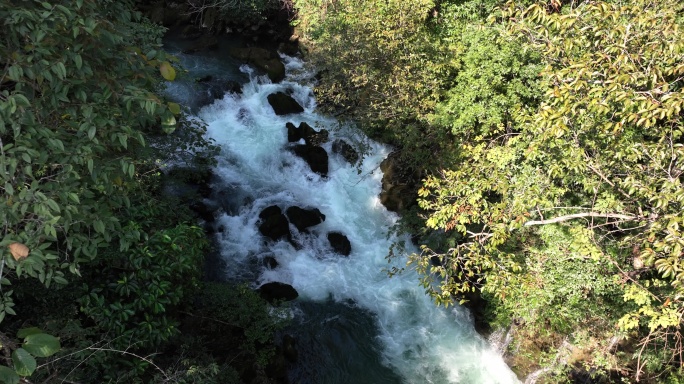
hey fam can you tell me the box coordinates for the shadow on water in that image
[287,300,404,384]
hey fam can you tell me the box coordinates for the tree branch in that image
[524,211,638,227]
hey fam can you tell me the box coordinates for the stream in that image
[163,35,519,384]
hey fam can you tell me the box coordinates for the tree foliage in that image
[295,0,459,165]
[297,0,684,380]
[415,0,684,379]
[0,0,184,321]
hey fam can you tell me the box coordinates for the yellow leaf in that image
[160,61,176,81]
[9,242,29,261]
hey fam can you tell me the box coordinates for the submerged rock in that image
[258,281,299,302]
[262,255,279,269]
[268,92,304,115]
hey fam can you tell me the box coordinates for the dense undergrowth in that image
[0,0,288,382]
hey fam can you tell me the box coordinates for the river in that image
[163,35,519,384]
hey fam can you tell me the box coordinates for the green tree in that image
[0,0,179,321]
[294,0,458,165]
[416,0,684,379]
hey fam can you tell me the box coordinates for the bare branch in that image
[524,211,639,227]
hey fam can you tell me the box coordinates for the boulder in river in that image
[259,205,283,219]
[268,92,304,115]
[285,122,301,142]
[229,47,285,83]
[285,121,329,145]
[258,205,291,241]
[258,281,299,302]
[285,206,325,231]
[292,144,328,176]
[327,232,352,256]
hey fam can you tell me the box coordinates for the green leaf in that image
[0,366,20,384]
[17,328,43,339]
[93,220,105,234]
[161,115,176,134]
[160,62,176,81]
[87,125,96,140]
[11,349,36,377]
[46,199,60,213]
[68,193,80,204]
[23,334,61,357]
[167,102,181,115]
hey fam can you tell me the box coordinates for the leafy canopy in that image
[0,0,180,322]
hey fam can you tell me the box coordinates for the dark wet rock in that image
[300,122,329,146]
[196,75,213,83]
[278,34,300,56]
[224,80,242,94]
[268,92,304,115]
[265,351,287,381]
[230,47,274,61]
[229,47,285,83]
[189,201,218,223]
[182,35,219,54]
[259,205,282,219]
[285,122,300,142]
[211,185,248,215]
[379,153,421,213]
[285,206,325,231]
[181,24,203,40]
[194,76,243,107]
[332,139,359,165]
[285,121,328,145]
[166,166,215,198]
[258,206,291,241]
[263,255,279,269]
[379,184,412,213]
[255,57,286,83]
[282,334,298,363]
[327,232,351,256]
[292,144,328,176]
[258,282,298,302]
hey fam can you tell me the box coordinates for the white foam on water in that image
[200,56,520,384]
